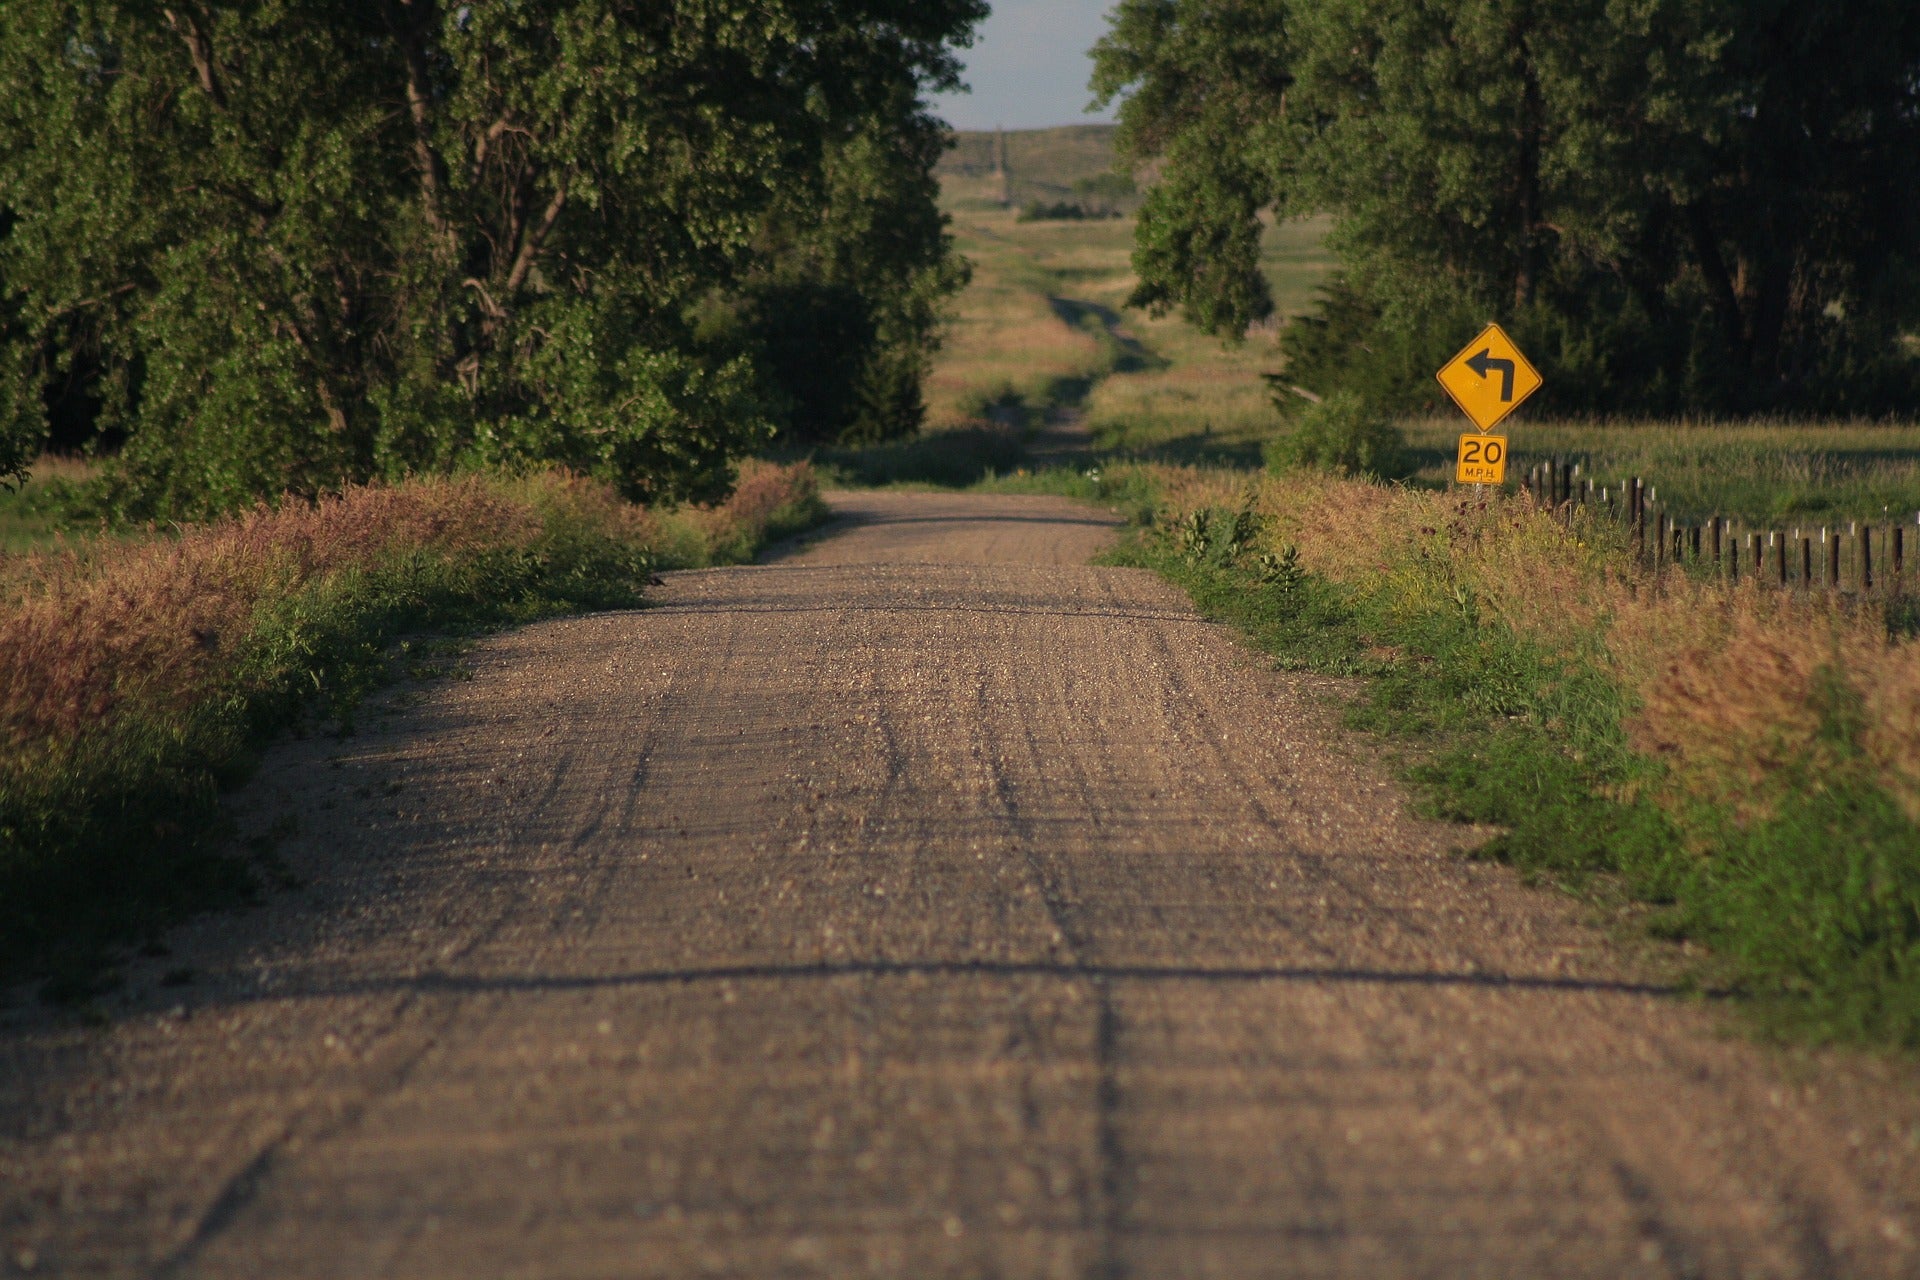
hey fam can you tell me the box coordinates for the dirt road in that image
[4,491,1918,1279]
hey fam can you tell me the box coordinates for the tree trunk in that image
[384,0,455,251]
[1686,201,1747,362]
[1513,36,1544,309]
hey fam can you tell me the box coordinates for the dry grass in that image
[3,476,543,751]
[1,461,819,768]
[1149,464,1920,824]
[923,216,1116,427]
[1619,584,1920,824]
[1,460,823,980]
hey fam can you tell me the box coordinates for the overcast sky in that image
[928,0,1121,131]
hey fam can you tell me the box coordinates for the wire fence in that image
[1520,459,1916,596]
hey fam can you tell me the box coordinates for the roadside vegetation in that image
[0,462,823,992]
[0,2,984,514]
[1401,419,1920,527]
[905,123,1920,1048]
[0,457,95,554]
[1093,1,1920,418]
[1117,464,1920,1046]
[0,1,980,992]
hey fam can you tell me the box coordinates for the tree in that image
[0,0,984,512]
[1092,0,1920,414]
[703,85,969,447]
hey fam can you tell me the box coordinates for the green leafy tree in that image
[1092,0,1920,414]
[706,87,969,447]
[0,0,983,511]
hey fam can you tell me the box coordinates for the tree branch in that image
[383,0,455,250]
[504,178,568,294]
[48,282,139,320]
[1686,200,1746,357]
[461,277,507,320]
[161,7,226,109]
[471,116,526,181]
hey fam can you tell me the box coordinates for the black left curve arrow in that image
[1466,349,1515,401]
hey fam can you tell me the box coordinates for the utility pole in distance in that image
[995,125,1010,207]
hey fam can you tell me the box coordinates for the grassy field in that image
[1417,418,1920,526]
[0,457,99,554]
[929,129,1338,464]
[914,127,1920,527]
[937,124,1139,214]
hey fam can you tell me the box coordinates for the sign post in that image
[1436,322,1541,489]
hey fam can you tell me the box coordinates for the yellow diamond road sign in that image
[1436,323,1541,433]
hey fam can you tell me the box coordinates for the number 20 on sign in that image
[1456,433,1508,485]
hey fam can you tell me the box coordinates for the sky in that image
[927,0,1121,131]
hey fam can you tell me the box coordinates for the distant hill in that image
[937,125,1138,213]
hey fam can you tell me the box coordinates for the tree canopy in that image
[1092,0,1920,415]
[0,0,984,513]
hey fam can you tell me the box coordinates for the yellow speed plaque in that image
[1455,433,1508,485]
[1436,323,1542,432]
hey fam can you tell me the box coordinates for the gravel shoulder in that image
[2,489,1917,1279]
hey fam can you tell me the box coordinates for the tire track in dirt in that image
[1,489,1918,1279]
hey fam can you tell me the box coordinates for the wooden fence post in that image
[1863,524,1874,593]
[1631,478,1645,560]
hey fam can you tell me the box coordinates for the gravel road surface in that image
[3,490,1918,1279]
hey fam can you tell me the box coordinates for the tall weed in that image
[1140,465,1920,1044]
[0,463,823,986]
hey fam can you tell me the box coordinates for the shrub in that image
[1262,393,1413,480]
[1017,200,1117,223]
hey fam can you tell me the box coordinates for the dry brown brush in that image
[1139,462,1920,1041]
[0,461,822,985]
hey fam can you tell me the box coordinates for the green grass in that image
[1077,214,1336,464]
[800,425,1029,489]
[937,124,1133,214]
[1122,499,1920,1047]
[0,457,100,554]
[1403,417,1920,526]
[916,160,1337,468]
